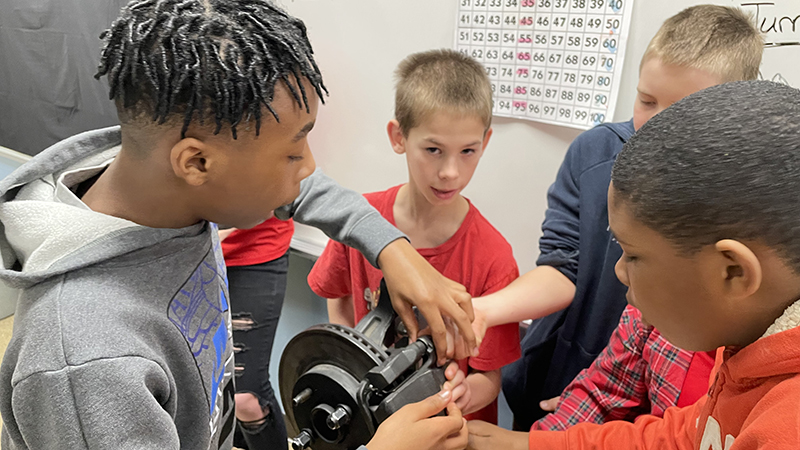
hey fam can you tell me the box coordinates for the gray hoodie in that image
[0,126,404,449]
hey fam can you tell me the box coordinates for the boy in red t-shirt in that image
[308,49,520,424]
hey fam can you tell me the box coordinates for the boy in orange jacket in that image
[467,81,800,450]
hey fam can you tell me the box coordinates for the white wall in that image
[279,0,800,273]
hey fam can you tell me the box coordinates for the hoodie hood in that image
[725,298,800,382]
[0,126,204,289]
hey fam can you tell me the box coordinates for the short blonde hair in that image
[642,5,763,82]
[394,49,492,135]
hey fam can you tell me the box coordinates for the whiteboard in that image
[279,0,800,274]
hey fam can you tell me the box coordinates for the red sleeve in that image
[532,306,651,431]
[307,239,353,299]
[529,399,703,450]
[469,266,521,372]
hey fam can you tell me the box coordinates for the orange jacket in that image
[529,302,800,450]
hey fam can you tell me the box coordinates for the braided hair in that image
[95,0,327,139]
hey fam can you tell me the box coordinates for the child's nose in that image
[439,157,459,180]
[614,257,629,287]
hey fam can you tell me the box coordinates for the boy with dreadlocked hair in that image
[0,1,476,449]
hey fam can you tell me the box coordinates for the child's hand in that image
[467,420,528,450]
[367,389,468,450]
[539,395,560,412]
[443,362,470,411]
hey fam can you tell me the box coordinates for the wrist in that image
[376,237,410,270]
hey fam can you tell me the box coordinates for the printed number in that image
[529,86,542,97]
[580,74,594,84]
[545,88,558,98]
[608,0,623,10]
[514,101,527,112]
[532,69,544,79]
[486,66,498,77]
[460,14,470,25]
[535,34,548,44]
[577,92,591,102]
[582,56,596,66]
[506,0,519,6]
[548,53,562,63]
[498,100,511,111]
[570,18,583,28]
[589,0,604,8]
[487,32,500,42]
[587,18,602,29]
[518,51,531,60]
[490,0,503,7]
[559,108,571,118]
[606,18,620,29]
[515,87,528,95]
[553,16,566,27]
[521,0,536,6]
[489,14,502,25]
[474,0,486,5]
[603,38,617,49]
[575,110,588,120]
[572,0,585,7]
[520,16,534,25]
[504,33,516,43]
[500,84,512,94]
[517,68,529,77]
[551,35,564,46]
[502,67,515,77]
[585,37,599,47]
[528,104,541,113]
[544,106,556,116]
[537,16,549,27]
[567,36,581,47]
[563,72,577,83]
[554,0,567,8]
[592,112,606,123]
[565,55,579,65]
[539,0,551,6]
[601,56,614,69]
[533,52,546,62]
[561,91,574,100]
[597,76,611,86]
[472,32,484,42]
[595,94,608,105]
[471,49,483,59]
[519,34,532,43]
[505,15,517,26]
[502,50,515,60]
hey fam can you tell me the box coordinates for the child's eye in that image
[426,147,441,154]
[462,148,476,155]
[289,155,304,162]
[625,255,638,263]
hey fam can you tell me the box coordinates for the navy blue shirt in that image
[502,120,636,429]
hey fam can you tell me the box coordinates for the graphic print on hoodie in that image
[0,127,235,450]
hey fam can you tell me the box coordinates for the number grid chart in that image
[455,0,634,129]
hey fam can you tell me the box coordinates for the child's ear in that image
[387,120,406,155]
[481,127,494,152]
[715,239,763,299]
[170,138,213,186]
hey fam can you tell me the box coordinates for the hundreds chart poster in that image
[455,0,635,129]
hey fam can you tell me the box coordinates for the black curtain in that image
[0,0,129,155]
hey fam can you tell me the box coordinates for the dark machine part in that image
[279,280,446,450]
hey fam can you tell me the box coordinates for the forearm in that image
[276,168,405,267]
[474,265,575,328]
[327,296,356,327]
[462,370,501,416]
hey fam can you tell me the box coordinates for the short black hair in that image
[95,0,327,138]
[611,81,800,271]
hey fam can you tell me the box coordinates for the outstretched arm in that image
[277,168,477,363]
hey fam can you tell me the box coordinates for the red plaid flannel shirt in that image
[531,305,694,431]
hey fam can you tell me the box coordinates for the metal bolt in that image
[292,388,313,407]
[326,405,351,430]
[290,430,313,450]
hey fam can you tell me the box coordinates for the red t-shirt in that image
[307,184,521,423]
[221,217,294,267]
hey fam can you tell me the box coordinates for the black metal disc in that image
[279,323,389,431]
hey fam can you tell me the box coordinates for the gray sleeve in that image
[2,356,180,449]
[275,168,406,267]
